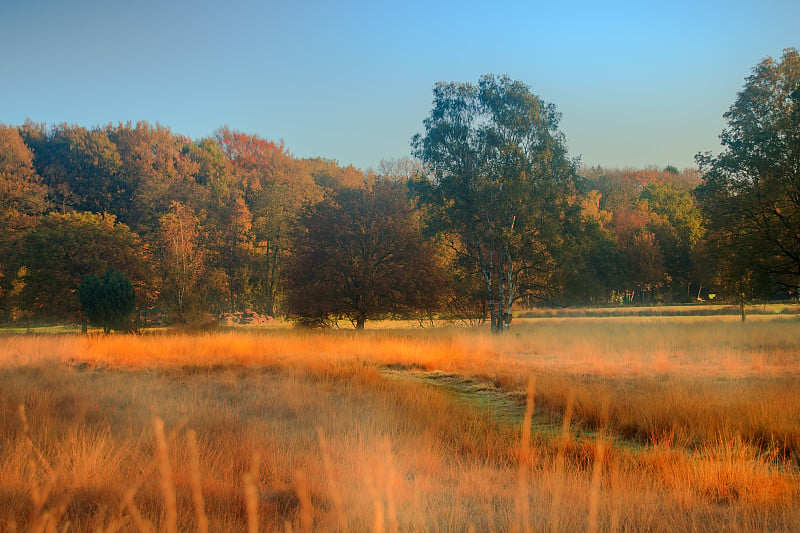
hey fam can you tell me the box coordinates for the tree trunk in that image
[264,240,279,317]
[490,281,505,334]
[740,293,746,322]
[484,267,498,333]
[503,247,515,333]
[355,314,366,330]
[177,286,185,322]
[497,253,506,334]
[738,278,747,322]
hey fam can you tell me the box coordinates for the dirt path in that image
[379,365,645,452]
[379,366,578,440]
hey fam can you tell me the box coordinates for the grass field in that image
[2,315,800,531]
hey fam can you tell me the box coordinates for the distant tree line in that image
[0,49,797,331]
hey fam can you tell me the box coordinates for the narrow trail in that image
[379,366,597,443]
[381,366,526,425]
[379,365,646,453]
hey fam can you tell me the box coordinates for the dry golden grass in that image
[1,316,799,531]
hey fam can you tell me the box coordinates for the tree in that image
[578,167,705,303]
[106,122,203,235]
[696,48,800,297]
[20,122,124,215]
[11,212,154,321]
[0,124,48,233]
[215,196,256,313]
[301,157,367,191]
[558,190,624,304]
[640,182,704,299]
[287,180,445,329]
[214,127,322,316]
[0,124,49,318]
[412,74,579,332]
[377,156,423,182]
[158,202,205,321]
[79,268,136,333]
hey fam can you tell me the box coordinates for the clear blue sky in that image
[1,0,798,171]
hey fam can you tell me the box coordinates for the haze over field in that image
[1,0,798,170]
[3,320,800,531]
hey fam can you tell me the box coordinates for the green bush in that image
[79,268,135,333]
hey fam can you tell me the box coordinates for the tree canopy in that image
[696,47,800,298]
[10,212,153,321]
[287,179,444,329]
[412,74,579,332]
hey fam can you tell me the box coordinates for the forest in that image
[1,49,798,332]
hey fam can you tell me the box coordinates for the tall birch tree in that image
[412,74,578,333]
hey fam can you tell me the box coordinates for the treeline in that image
[0,122,366,324]
[0,120,713,325]
[1,49,797,329]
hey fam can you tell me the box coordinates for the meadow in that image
[2,315,800,531]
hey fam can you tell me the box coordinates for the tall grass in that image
[1,317,799,531]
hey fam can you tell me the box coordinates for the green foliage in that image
[412,74,579,332]
[696,48,800,298]
[20,122,125,215]
[79,268,136,332]
[12,212,153,321]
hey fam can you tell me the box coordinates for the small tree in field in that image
[79,268,136,333]
[287,179,445,329]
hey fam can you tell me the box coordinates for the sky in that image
[1,0,798,172]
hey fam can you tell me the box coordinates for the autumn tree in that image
[301,157,367,191]
[216,197,256,313]
[106,122,203,235]
[376,158,485,323]
[696,48,800,300]
[287,179,445,329]
[558,189,624,304]
[412,74,579,332]
[579,167,705,303]
[215,127,321,315]
[158,202,206,321]
[0,124,49,317]
[640,182,704,299]
[11,212,154,321]
[189,137,235,207]
[0,124,48,232]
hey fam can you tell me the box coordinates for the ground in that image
[1,312,799,531]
